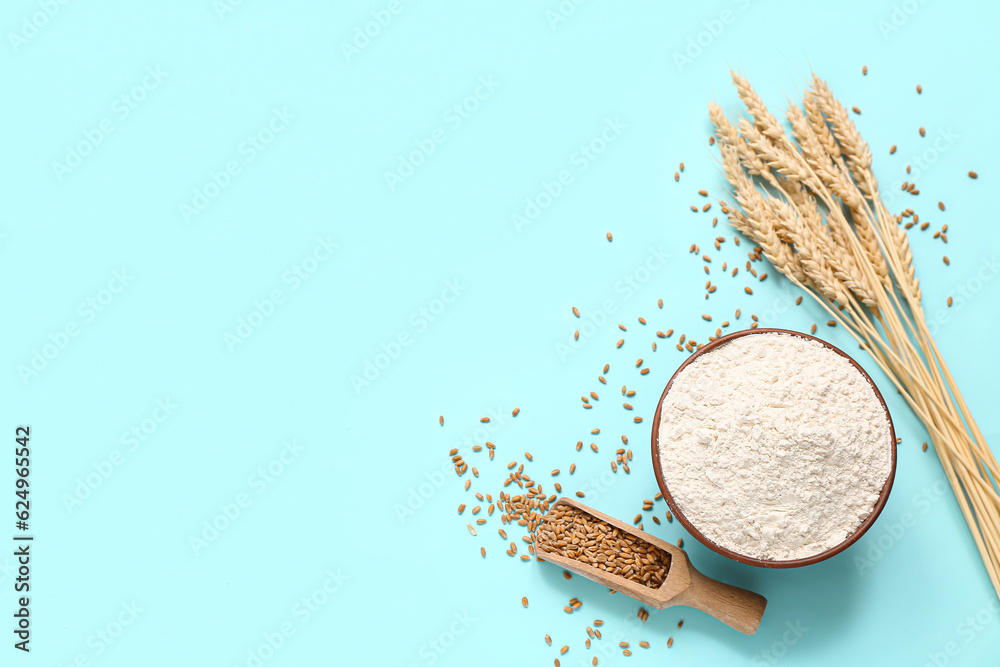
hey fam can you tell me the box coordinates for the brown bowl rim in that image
[649,328,897,569]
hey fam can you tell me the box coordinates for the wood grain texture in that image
[672,565,767,635]
[535,497,766,635]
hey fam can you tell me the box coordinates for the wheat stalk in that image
[710,71,1000,598]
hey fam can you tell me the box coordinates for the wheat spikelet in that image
[803,91,841,160]
[710,102,770,178]
[785,105,876,306]
[737,118,811,184]
[819,161,892,289]
[724,132,841,301]
[802,81,890,288]
[709,70,1000,600]
[719,143,808,284]
[806,75,916,301]
[808,76,894,291]
[731,71,785,143]
[767,196,846,305]
[810,74,873,188]
[878,199,922,303]
[709,102,740,147]
[731,102,876,307]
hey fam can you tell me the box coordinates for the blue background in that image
[4,0,999,665]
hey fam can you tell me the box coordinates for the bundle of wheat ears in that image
[709,71,999,595]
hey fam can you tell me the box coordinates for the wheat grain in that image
[535,504,670,588]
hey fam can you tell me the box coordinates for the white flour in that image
[657,332,892,561]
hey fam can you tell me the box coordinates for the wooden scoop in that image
[535,497,767,635]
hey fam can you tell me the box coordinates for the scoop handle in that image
[674,565,767,635]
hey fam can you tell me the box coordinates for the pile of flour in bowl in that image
[657,332,892,561]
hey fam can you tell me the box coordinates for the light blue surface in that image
[4,0,1000,665]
